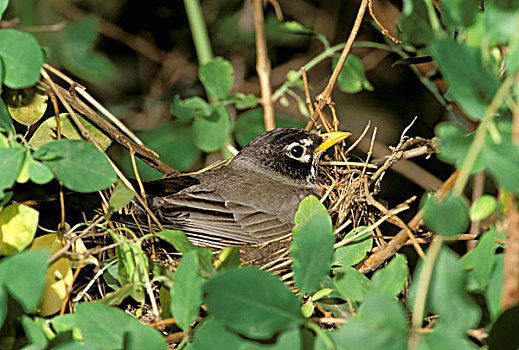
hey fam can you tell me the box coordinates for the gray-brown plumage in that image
[126,127,350,247]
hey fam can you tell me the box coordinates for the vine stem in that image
[452,75,515,196]
[409,237,444,349]
[184,0,213,66]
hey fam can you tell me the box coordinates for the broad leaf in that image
[33,139,116,192]
[192,105,231,152]
[0,29,44,88]
[423,192,469,236]
[291,196,334,295]
[170,251,204,331]
[204,266,304,339]
[0,204,39,254]
[199,57,234,100]
[75,302,167,350]
[0,249,48,312]
[428,39,498,120]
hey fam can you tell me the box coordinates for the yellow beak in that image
[314,131,351,155]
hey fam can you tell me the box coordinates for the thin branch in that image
[358,170,459,274]
[306,0,369,131]
[252,0,275,131]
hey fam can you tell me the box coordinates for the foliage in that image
[0,0,518,349]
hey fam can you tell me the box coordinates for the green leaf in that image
[409,246,481,336]
[481,121,519,193]
[233,108,305,148]
[75,302,167,350]
[427,39,498,120]
[21,316,48,347]
[155,229,196,252]
[279,21,315,35]
[333,266,371,302]
[214,246,241,271]
[0,286,5,327]
[30,113,112,150]
[199,57,234,100]
[33,139,116,192]
[397,0,435,46]
[469,195,497,221]
[59,16,116,82]
[0,99,13,133]
[291,196,334,295]
[292,195,331,237]
[189,318,302,350]
[370,255,409,298]
[192,105,231,152]
[171,95,213,120]
[0,147,24,196]
[488,304,519,350]
[155,230,215,278]
[460,228,500,290]
[485,254,504,320]
[484,2,519,42]
[100,283,136,306]
[423,192,469,236]
[0,249,48,312]
[438,0,479,30]
[4,86,48,126]
[112,234,147,302]
[170,251,204,331]
[0,204,39,254]
[323,293,408,350]
[204,266,304,339]
[27,156,54,185]
[124,121,200,179]
[0,0,8,20]
[0,29,44,89]
[333,226,373,267]
[418,332,479,350]
[108,180,135,211]
[435,122,483,171]
[334,54,374,94]
[228,93,258,110]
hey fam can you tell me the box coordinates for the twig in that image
[40,69,165,233]
[363,179,425,258]
[367,0,401,44]
[43,64,144,147]
[358,170,459,273]
[306,0,369,131]
[40,69,176,175]
[42,0,166,63]
[252,0,275,131]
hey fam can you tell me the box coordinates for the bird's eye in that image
[289,145,305,158]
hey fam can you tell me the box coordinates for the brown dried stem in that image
[306,0,369,131]
[358,170,459,274]
[368,0,401,44]
[252,0,275,131]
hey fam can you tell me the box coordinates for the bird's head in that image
[231,127,350,186]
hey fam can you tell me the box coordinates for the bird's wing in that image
[153,189,292,247]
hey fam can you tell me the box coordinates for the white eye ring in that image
[287,143,306,159]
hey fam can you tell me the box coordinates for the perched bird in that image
[127,127,350,247]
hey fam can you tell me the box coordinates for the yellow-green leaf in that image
[31,234,73,316]
[4,86,48,126]
[0,204,39,254]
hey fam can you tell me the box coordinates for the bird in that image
[124,127,350,248]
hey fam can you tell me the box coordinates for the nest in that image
[235,121,438,284]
